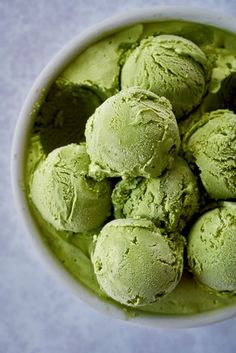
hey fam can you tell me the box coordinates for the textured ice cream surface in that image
[85,87,180,180]
[181,109,236,199]
[178,72,236,129]
[26,134,46,186]
[112,156,199,232]
[206,46,236,95]
[178,47,236,118]
[34,79,100,154]
[121,35,208,119]
[25,21,236,316]
[92,219,184,306]
[188,202,236,292]
[61,25,143,100]
[30,144,112,233]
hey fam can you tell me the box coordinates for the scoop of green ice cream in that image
[188,202,236,292]
[121,35,208,119]
[30,144,112,233]
[92,219,184,306]
[85,87,180,180]
[112,157,199,232]
[182,109,236,199]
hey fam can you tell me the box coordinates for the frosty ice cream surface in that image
[26,20,236,315]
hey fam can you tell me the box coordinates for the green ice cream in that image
[188,202,236,292]
[30,144,112,232]
[85,87,180,179]
[121,35,208,119]
[31,202,236,315]
[92,219,184,306]
[178,44,236,124]
[61,25,143,100]
[207,46,236,95]
[205,43,236,112]
[182,109,236,199]
[34,79,101,154]
[112,157,199,232]
[25,20,236,316]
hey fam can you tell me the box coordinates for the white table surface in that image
[1,0,236,352]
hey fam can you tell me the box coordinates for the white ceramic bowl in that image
[11,6,236,328]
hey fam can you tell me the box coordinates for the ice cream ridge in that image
[26,20,236,315]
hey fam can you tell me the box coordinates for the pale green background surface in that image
[1,0,236,352]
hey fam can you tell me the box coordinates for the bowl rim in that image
[11,5,236,329]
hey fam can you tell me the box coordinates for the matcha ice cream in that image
[85,87,180,179]
[112,157,199,232]
[61,25,143,100]
[121,35,208,118]
[24,20,236,316]
[30,144,112,232]
[92,219,184,306]
[34,79,101,154]
[182,109,236,199]
[188,202,236,292]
